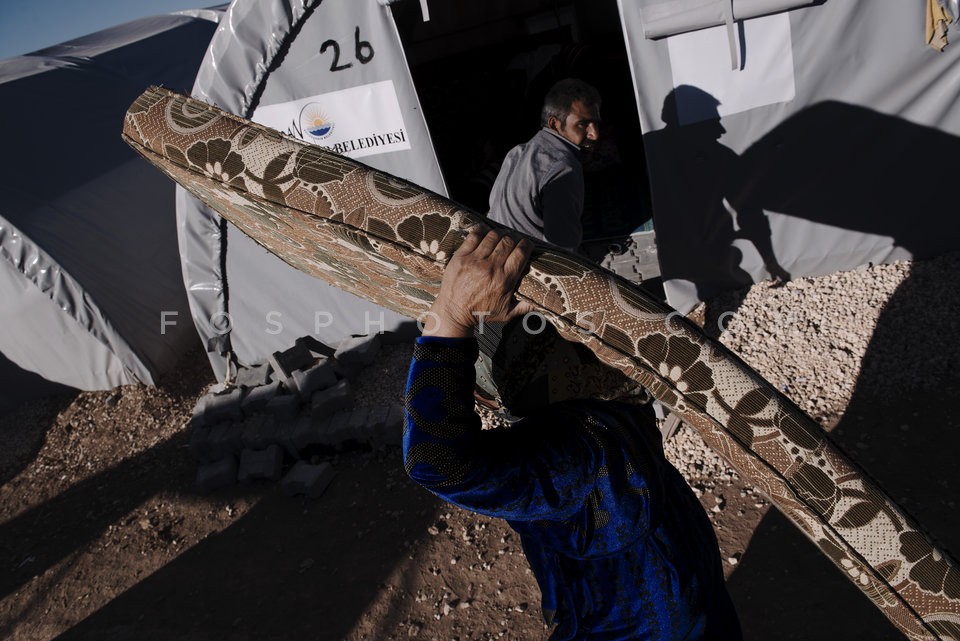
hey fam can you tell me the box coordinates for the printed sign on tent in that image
[253,80,411,160]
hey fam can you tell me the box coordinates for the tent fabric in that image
[0,12,220,390]
[637,0,817,39]
[180,0,447,380]
[0,227,134,389]
[617,0,960,312]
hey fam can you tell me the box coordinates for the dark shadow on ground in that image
[0,421,437,641]
[729,507,904,641]
[0,346,212,604]
[0,353,75,419]
[730,384,960,641]
[1,337,438,641]
[727,254,960,640]
[52,450,439,641]
[0,387,76,486]
[0,432,194,604]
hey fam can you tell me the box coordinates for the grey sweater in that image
[487,128,584,252]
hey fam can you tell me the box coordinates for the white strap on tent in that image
[222,351,237,387]
[639,0,816,40]
[376,0,429,22]
[722,0,740,70]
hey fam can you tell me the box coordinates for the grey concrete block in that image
[311,379,354,417]
[235,362,272,388]
[208,421,243,459]
[199,388,244,425]
[278,415,308,457]
[346,406,371,443]
[263,393,302,421]
[611,262,639,279]
[268,342,315,379]
[281,461,337,499]
[288,358,337,401]
[238,445,284,483]
[286,415,329,453]
[188,423,213,462]
[240,413,279,450]
[196,457,238,492]
[334,334,382,375]
[322,410,354,446]
[660,413,684,441]
[240,381,282,415]
[296,335,334,358]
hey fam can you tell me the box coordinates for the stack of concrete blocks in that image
[190,334,406,494]
[599,231,660,284]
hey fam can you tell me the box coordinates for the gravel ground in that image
[3,251,958,641]
[663,251,960,495]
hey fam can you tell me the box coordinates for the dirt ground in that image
[1,337,958,641]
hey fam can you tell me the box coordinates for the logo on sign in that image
[299,103,335,141]
[255,81,412,159]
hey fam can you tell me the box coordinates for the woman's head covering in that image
[474,316,649,418]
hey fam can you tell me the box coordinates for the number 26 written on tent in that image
[320,26,375,72]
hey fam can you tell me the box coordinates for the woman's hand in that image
[423,227,534,338]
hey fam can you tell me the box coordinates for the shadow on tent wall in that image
[645,97,960,309]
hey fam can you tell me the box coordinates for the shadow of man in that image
[643,85,789,315]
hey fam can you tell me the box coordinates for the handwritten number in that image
[355,26,374,64]
[320,39,352,72]
[320,26,375,72]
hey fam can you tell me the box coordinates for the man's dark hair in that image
[540,78,601,127]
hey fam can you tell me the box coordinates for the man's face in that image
[550,100,601,149]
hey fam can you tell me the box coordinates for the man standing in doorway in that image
[487,78,601,253]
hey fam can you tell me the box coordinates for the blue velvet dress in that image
[403,336,741,640]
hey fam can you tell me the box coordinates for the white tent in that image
[178,0,447,380]
[617,0,960,311]
[0,9,222,405]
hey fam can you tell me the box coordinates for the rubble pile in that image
[188,334,404,495]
